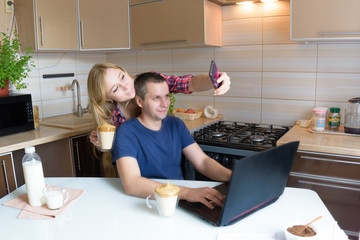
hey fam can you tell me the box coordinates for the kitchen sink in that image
[40,113,95,129]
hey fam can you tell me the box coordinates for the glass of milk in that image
[146,181,180,217]
[43,186,69,210]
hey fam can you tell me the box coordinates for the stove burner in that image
[264,129,272,134]
[250,135,265,142]
[212,131,224,138]
[225,124,236,130]
[242,131,252,136]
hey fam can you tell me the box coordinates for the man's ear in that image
[135,95,143,108]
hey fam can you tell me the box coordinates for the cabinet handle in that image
[130,0,167,7]
[40,16,44,46]
[298,180,360,192]
[319,32,360,35]
[300,155,360,165]
[1,160,10,194]
[80,20,85,47]
[75,142,81,171]
[141,39,187,46]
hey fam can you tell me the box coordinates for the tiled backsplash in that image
[13,53,106,118]
[9,0,360,126]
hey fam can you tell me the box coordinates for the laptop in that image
[178,141,300,226]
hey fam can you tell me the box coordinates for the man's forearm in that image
[121,176,163,198]
[197,158,232,182]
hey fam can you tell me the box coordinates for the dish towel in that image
[2,185,85,219]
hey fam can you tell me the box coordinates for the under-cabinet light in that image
[236,1,254,4]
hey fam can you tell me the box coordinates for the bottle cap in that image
[330,107,340,113]
[25,146,35,154]
[312,107,328,113]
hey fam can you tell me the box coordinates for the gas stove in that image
[193,121,289,152]
[183,121,290,181]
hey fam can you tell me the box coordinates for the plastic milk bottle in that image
[22,146,46,207]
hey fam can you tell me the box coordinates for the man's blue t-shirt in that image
[112,116,195,180]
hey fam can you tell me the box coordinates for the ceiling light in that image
[261,0,279,2]
[236,1,254,4]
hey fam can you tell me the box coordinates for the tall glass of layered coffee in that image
[97,123,116,151]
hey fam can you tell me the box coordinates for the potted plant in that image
[0,32,34,97]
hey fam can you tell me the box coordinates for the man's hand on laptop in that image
[179,187,226,209]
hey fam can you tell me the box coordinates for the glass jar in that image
[344,97,360,134]
[311,107,328,131]
[328,107,341,131]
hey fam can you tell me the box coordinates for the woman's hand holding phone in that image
[213,72,231,96]
[209,61,231,95]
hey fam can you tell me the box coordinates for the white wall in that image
[13,53,106,118]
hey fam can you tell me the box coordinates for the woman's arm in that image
[189,72,231,95]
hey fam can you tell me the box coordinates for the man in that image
[112,72,231,208]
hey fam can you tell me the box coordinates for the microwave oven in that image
[0,94,34,137]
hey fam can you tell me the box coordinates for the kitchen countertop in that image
[0,178,345,240]
[0,114,222,154]
[277,124,360,157]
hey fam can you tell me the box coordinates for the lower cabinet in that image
[0,153,17,199]
[287,151,360,240]
[70,134,103,177]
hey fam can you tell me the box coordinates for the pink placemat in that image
[3,185,85,219]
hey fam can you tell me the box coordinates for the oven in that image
[183,121,290,181]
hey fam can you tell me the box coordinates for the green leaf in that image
[0,32,34,91]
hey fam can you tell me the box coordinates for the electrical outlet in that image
[5,1,14,14]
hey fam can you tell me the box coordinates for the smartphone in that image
[209,60,221,89]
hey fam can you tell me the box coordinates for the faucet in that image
[71,79,83,117]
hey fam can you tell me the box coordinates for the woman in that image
[87,63,231,176]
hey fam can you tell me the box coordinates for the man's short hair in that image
[135,72,167,99]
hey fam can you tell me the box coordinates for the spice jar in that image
[328,107,341,131]
[311,107,328,131]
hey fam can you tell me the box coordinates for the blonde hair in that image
[87,63,133,126]
[87,63,133,177]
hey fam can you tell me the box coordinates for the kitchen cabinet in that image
[130,0,222,49]
[0,153,17,199]
[70,134,103,177]
[15,0,78,51]
[291,0,360,42]
[78,0,130,50]
[15,0,130,51]
[12,139,74,187]
[286,151,360,240]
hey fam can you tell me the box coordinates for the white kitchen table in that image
[0,178,346,240]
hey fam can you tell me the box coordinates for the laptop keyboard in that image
[179,200,222,224]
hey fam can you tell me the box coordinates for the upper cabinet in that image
[15,0,78,51]
[291,0,360,42]
[130,0,222,49]
[15,0,130,51]
[78,0,130,50]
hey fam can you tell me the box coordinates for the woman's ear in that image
[135,96,143,108]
